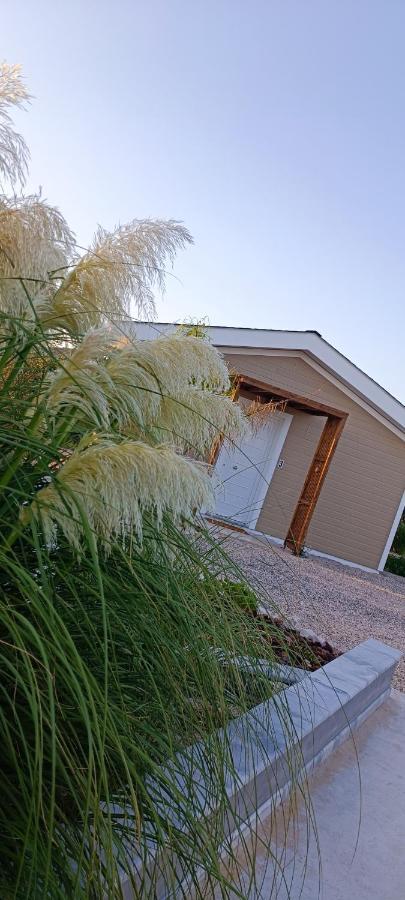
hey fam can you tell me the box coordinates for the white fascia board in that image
[211,328,405,433]
[129,323,405,435]
[129,321,176,340]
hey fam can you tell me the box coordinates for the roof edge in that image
[129,322,405,434]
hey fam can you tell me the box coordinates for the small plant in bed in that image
[192,575,341,675]
[200,577,259,613]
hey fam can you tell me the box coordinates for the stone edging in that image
[121,638,402,899]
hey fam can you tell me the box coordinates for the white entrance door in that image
[213,411,292,529]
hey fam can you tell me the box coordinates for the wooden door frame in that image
[235,375,348,554]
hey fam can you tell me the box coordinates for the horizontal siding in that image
[224,352,405,569]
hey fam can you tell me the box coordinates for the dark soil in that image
[251,610,342,671]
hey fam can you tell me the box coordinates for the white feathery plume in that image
[0,195,75,320]
[45,329,229,419]
[45,328,160,431]
[102,332,234,432]
[0,62,30,188]
[27,439,214,551]
[155,388,247,453]
[45,329,245,451]
[44,327,118,428]
[129,330,232,392]
[50,220,192,332]
[100,340,162,429]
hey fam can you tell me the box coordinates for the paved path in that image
[217,529,405,690]
[224,690,405,899]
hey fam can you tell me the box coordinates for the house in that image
[134,324,405,573]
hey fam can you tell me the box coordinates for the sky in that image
[3,1,405,401]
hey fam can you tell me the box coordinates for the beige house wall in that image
[223,352,405,570]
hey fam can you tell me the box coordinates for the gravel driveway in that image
[218,529,405,691]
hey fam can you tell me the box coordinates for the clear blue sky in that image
[3,1,405,401]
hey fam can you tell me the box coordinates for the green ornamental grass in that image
[0,62,312,898]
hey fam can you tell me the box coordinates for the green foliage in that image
[201,577,259,613]
[385,553,405,577]
[0,62,312,898]
[392,520,405,556]
[0,318,312,897]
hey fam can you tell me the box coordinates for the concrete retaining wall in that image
[121,639,402,898]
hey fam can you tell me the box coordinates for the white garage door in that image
[213,410,292,529]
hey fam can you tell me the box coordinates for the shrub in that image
[392,520,405,556]
[201,578,259,613]
[385,554,405,577]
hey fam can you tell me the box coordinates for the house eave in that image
[129,322,405,436]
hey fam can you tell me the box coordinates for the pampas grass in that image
[45,327,246,451]
[0,71,192,333]
[49,220,192,331]
[0,195,75,320]
[0,61,312,899]
[0,62,30,188]
[27,438,214,551]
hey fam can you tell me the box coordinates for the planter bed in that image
[250,608,342,670]
[213,609,343,702]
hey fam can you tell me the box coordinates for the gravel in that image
[220,531,405,691]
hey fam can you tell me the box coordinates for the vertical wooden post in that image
[285,414,347,554]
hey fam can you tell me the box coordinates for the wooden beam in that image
[238,375,347,419]
[285,414,347,554]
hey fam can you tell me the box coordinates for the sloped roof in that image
[131,323,405,436]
